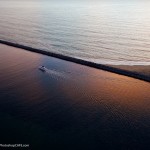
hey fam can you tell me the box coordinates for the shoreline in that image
[110,65,150,78]
[0,39,149,82]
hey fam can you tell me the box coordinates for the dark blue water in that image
[0,44,150,149]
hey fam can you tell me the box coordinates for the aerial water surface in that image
[0,44,150,149]
[0,0,150,65]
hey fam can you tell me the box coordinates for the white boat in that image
[39,66,46,72]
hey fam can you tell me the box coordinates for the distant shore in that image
[0,40,149,82]
[110,65,150,78]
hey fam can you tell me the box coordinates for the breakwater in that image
[0,40,149,82]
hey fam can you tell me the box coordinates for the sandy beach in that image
[110,65,150,77]
[0,43,150,149]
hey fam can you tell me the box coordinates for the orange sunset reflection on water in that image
[59,62,150,116]
[0,43,150,149]
[0,43,149,112]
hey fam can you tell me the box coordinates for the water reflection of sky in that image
[0,1,150,65]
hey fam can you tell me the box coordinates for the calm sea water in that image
[0,44,150,149]
[0,0,150,65]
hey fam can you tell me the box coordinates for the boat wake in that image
[39,66,69,79]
